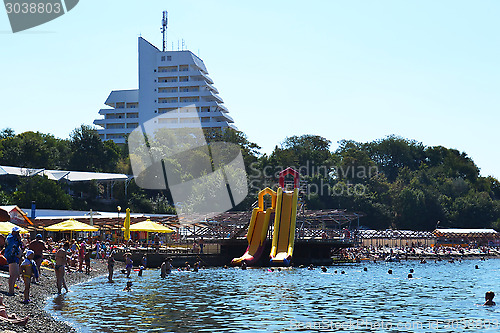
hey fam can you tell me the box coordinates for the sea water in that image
[46,259,500,332]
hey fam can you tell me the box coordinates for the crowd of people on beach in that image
[336,244,500,263]
[0,227,122,326]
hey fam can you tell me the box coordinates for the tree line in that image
[0,126,499,231]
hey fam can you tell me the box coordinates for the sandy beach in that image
[0,259,112,333]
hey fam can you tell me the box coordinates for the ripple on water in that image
[46,260,500,333]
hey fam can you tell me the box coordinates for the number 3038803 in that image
[5,2,61,14]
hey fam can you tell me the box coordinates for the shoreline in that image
[0,259,113,333]
[1,253,497,332]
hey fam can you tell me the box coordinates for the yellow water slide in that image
[231,188,276,266]
[269,187,299,266]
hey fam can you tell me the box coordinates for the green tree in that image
[366,135,425,182]
[12,176,72,209]
[69,125,120,172]
[0,131,70,169]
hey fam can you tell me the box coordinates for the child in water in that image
[484,291,496,306]
[123,281,133,292]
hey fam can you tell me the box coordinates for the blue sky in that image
[1,1,499,178]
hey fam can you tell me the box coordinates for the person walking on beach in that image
[84,244,91,274]
[78,240,85,272]
[55,242,70,294]
[28,234,48,283]
[5,227,22,296]
[107,251,115,282]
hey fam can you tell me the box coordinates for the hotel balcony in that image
[102,128,131,134]
[216,103,229,113]
[103,137,127,144]
[207,84,219,94]
[219,113,234,123]
[197,90,223,103]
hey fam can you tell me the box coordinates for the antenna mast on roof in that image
[161,11,168,51]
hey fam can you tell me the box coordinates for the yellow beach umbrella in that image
[45,218,99,232]
[122,219,174,233]
[0,222,29,235]
[124,208,131,241]
[122,219,173,247]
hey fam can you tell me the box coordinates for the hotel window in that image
[180,97,200,103]
[167,56,172,61]
[160,78,177,83]
[161,56,165,61]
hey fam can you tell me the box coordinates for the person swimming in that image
[388,269,393,275]
[321,266,327,273]
[123,281,133,292]
[484,291,496,306]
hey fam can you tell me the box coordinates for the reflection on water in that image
[47,260,500,332]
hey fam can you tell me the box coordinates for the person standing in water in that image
[125,253,133,278]
[55,242,70,294]
[160,258,172,278]
[107,251,115,282]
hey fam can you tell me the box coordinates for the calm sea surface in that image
[46,259,500,332]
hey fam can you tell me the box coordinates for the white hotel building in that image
[94,37,236,144]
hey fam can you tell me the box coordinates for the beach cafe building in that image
[355,228,500,248]
[434,228,500,247]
